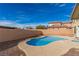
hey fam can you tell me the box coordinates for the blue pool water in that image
[26,36,65,46]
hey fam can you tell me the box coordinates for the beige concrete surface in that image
[18,36,79,56]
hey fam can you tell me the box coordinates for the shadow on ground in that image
[63,48,79,56]
[0,39,25,56]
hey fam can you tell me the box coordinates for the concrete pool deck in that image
[18,36,79,56]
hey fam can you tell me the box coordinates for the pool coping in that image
[18,36,79,56]
[25,35,73,47]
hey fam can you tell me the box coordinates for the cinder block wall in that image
[37,28,74,36]
[0,29,42,42]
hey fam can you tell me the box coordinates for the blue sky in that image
[0,3,75,28]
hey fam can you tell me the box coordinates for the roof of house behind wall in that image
[71,3,79,19]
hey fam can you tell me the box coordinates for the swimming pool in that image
[26,36,65,46]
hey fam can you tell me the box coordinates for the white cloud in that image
[49,3,54,6]
[54,3,66,7]
[0,20,17,28]
[16,15,33,22]
[0,20,35,28]
[17,11,25,14]
[54,3,60,6]
[65,15,71,18]
[0,20,15,25]
[59,4,66,7]
[1,17,7,20]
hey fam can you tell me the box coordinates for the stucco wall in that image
[49,23,62,26]
[0,28,74,42]
[63,23,72,27]
[37,28,74,36]
[0,29,42,42]
[72,19,79,27]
